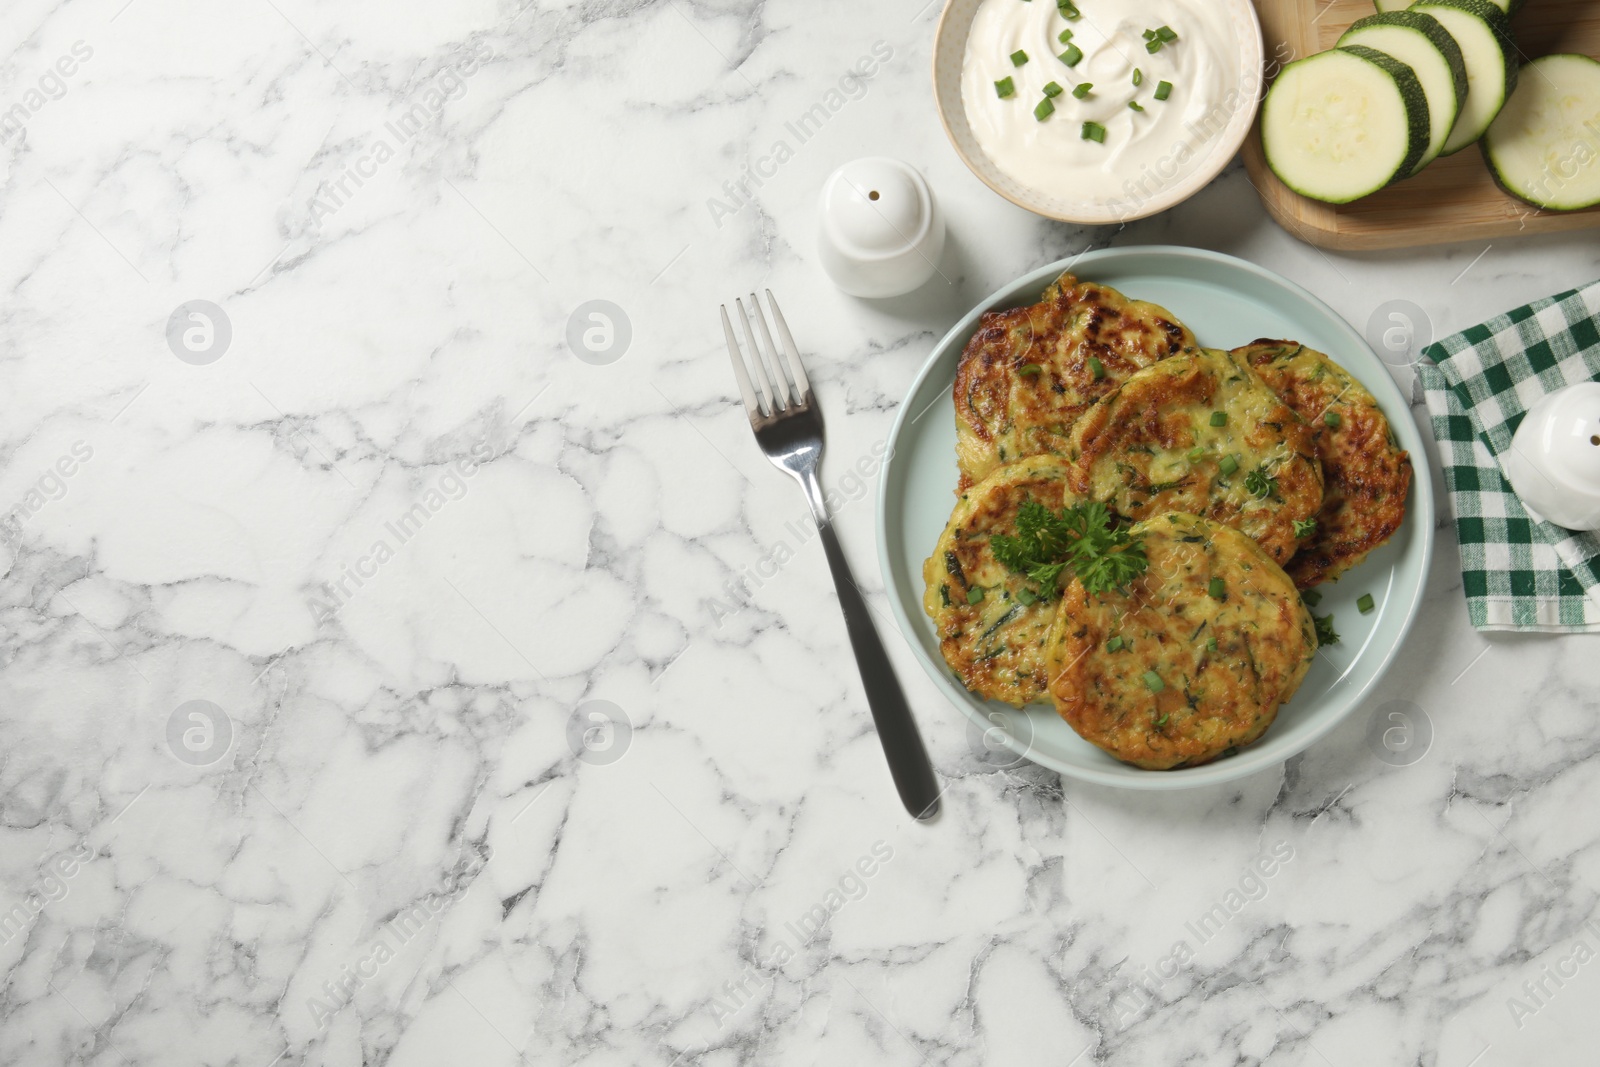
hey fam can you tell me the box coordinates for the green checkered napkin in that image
[1418,279,1600,632]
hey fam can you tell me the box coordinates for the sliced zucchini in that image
[1410,0,1518,154]
[1483,53,1600,211]
[1339,11,1468,173]
[1262,46,1430,204]
[1375,0,1520,14]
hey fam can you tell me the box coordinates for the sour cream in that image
[960,0,1244,212]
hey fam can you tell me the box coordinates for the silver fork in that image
[721,290,940,821]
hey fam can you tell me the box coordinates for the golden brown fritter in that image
[1234,340,1412,587]
[1066,347,1324,565]
[1045,513,1317,770]
[953,272,1197,491]
[922,455,1082,706]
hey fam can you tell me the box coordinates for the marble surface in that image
[3,1,1600,1064]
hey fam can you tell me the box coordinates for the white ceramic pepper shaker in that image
[1504,382,1600,530]
[817,157,946,299]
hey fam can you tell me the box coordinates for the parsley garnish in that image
[989,500,1149,598]
[1293,518,1317,538]
[1313,613,1340,647]
[1244,467,1277,498]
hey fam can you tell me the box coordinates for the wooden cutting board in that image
[1241,0,1600,250]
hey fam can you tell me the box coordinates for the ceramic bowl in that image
[931,0,1264,224]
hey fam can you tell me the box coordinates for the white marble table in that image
[3,2,1600,1064]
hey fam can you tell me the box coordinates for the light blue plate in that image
[876,246,1434,790]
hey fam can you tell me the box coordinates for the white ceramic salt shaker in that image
[1504,382,1600,530]
[817,157,945,299]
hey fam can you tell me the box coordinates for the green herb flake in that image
[1057,0,1081,19]
[967,586,984,605]
[1358,593,1376,614]
[1186,446,1204,462]
[1156,25,1178,41]
[1244,467,1277,499]
[1209,411,1228,427]
[1017,588,1037,606]
[1324,410,1342,428]
[1206,636,1218,652]
[1156,713,1169,727]
[1208,577,1225,600]
[1043,80,1065,97]
[1154,80,1173,100]
[1146,39,1163,53]
[1018,362,1043,376]
[1058,27,1075,43]
[1219,455,1240,476]
[1293,518,1317,538]
[1059,43,1084,67]
[1088,356,1105,380]
[1010,49,1030,66]
[1072,81,1093,98]
[1107,635,1124,652]
[1314,613,1340,646]
[1081,120,1106,143]
[1142,670,1165,693]
[1132,67,1143,86]
[1034,96,1055,121]
[994,76,1016,98]
[1302,589,1323,607]
[1128,100,1145,112]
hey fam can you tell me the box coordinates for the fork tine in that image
[734,296,776,416]
[746,292,792,411]
[763,290,811,406]
[721,304,764,423]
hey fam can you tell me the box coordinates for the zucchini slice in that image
[1482,53,1600,211]
[1375,0,1519,14]
[1410,0,1518,154]
[1338,11,1467,173]
[1262,46,1430,204]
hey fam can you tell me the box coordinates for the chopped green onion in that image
[994,77,1016,98]
[1017,588,1037,606]
[1034,97,1055,121]
[967,586,984,605]
[1058,27,1074,42]
[1018,362,1042,376]
[1088,356,1105,380]
[1145,39,1163,53]
[1206,636,1218,652]
[1107,635,1124,652]
[1132,68,1143,86]
[1142,670,1165,693]
[1072,81,1092,98]
[1059,43,1083,66]
[1142,29,1156,39]
[1187,446,1204,461]
[1210,411,1228,427]
[1358,593,1376,614]
[1302,589,1323,607]
[1156,714,1168,727]
[1128,100,1145,112]
[1081,120,1106,143]
[1219,455,1239,476]
[1010,49,1029,66]
[1324,410,1342,428]
[1156,25,1178,41]
[1154,80,1173,101]
[1057,0,1081,18]
[1208,577,1225,600]
[1043,81,1065,97]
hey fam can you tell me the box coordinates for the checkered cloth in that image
[1418,279,1600,632]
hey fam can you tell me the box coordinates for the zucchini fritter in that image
[953,272,1197,490]
[923,455,1082,706]
[1045,513,1317,770]
[1066,347,1324,565]
[1234,339,1412,587]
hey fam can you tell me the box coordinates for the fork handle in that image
[800,472,941,820]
